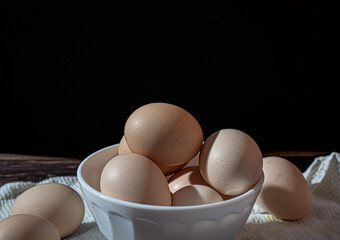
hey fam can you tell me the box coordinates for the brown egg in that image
[100,153,171,206]
[0,214,60,240]
[183,151,199,168]
[168,166,208,193]
[10,183,85,238]
[256,156,312,220]
[221,194,234,201]
[158,162,188,176]
[172,184,223,206]
[124,102,203,173]
[199,129,263,196]
[118,135,186,175]
[118,135,133,155]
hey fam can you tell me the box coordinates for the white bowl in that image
[77,144,264,240]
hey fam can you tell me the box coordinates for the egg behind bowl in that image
[172,184,223,206]
[118,136,132,155]
[256,156,312,220]
[100,153,171,206]
[168,166,208,194]
[124,102,203,174]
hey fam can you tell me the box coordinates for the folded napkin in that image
[1,153,339,239]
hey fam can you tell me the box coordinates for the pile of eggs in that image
[0,183,85,240]
[100,102,263,206]
[100,102,311,220]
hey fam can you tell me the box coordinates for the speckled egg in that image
[199,129,263,196]
[124,102,203,173]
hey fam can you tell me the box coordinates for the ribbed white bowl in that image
[77,144,264,240]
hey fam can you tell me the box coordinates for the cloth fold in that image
[1,153,339,239]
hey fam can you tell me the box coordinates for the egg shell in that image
[118,136,186,175]
[183,151,199,168]
[118,135,133,155]
[199,129,263,196]
[172,184,223,206]
[10,183,85,238]
[158,162,188,176]
[100,153,171,206]
[0,214,60,240]
[256,156,312,220]
[168,166,208,194]
[221,194,234,201]
[124,102,203,170]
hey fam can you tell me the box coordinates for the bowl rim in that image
[77,144,264,211]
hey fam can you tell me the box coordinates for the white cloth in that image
[1,153,339,239]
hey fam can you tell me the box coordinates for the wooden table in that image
[0,151,331,186]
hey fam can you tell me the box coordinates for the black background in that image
[1,1,336,161]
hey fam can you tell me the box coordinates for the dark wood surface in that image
[0,151,331,186]
[0,154,81,186]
